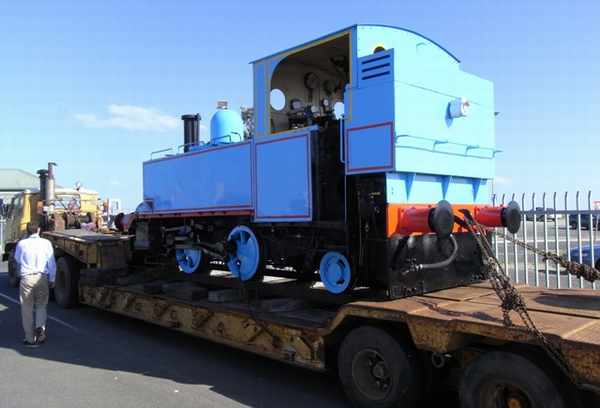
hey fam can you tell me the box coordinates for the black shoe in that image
[23,340,39,348]
[35,327,46,344]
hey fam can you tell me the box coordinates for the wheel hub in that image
[352,349,392,401]
[488,384,531,408]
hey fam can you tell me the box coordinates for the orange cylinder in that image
[401,207,433,235]
[474,206,503,227]
[474,201,521,233]
[396,200,454,238]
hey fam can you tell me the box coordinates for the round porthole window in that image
[333,101,345,119]
[270,88,286,111]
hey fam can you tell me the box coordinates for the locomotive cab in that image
[267,33,350,133]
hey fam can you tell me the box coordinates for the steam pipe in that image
[415,235,459,271]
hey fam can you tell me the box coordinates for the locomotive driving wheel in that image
[226,226,263,281]
[319,251,354,294]
[176,248,207,274]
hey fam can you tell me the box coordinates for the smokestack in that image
[37,162,57,206]
[46,162,56,203]
[37,169,48,203]
[181,114,201,152]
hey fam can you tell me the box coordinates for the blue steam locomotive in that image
[128,24,519,297]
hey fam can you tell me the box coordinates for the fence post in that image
[565,192,572,288]
[532,193,539,286]
[522,193,528,284]
[576,191,584,288]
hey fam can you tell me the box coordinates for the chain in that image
[493,229,600,283]
[456,210,581,386]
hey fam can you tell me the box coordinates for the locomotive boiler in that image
[129,24,520,298]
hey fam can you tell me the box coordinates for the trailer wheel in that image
[338,326,421,408]
[54,256,80,308]
[7,249,19,288]
[460,351,567,408]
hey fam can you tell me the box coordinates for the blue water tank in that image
[210,109,244,144]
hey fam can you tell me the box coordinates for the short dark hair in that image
[26,223,39,236]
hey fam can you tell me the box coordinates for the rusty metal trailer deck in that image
[44,229,600,407]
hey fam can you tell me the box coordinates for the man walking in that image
[14,224,56,347]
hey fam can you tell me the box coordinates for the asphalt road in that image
[0,261,347,408]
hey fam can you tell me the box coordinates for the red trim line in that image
[141,204,251,213]
[345,121,395,174]
[137,209,254,219]
[255,214,311,219]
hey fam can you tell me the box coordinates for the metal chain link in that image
[457,211,581,386]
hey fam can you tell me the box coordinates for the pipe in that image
[181,114,201,152]
[415,234,458,271]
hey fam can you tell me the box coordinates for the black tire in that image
[338,326,421,408]
[595,259,600,271]
[7,249,19,288]
[54,256,80,308]
[460,351,568,408]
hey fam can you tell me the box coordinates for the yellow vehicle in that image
[2,163,102,287]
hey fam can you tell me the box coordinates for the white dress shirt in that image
[14,233,57,283]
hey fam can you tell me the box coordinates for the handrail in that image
[150,148,174,160]
[177,142,208,153]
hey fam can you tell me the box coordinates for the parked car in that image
[569,244,600,269]
[525,207,556,222]
[568,214,600,230]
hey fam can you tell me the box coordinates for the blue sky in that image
[1,1,599,210]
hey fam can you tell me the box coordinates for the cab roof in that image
[249,24,460,64]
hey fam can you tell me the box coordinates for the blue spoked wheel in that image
[226,226,261,281]
[319,251,352,294]
[176,248,204,274]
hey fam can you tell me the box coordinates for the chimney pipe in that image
[37,162,57,206]
[37,169,48,204]
[46,162,56,204]
[181,114,201,152]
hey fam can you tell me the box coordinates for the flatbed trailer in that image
[44,229,600,407]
